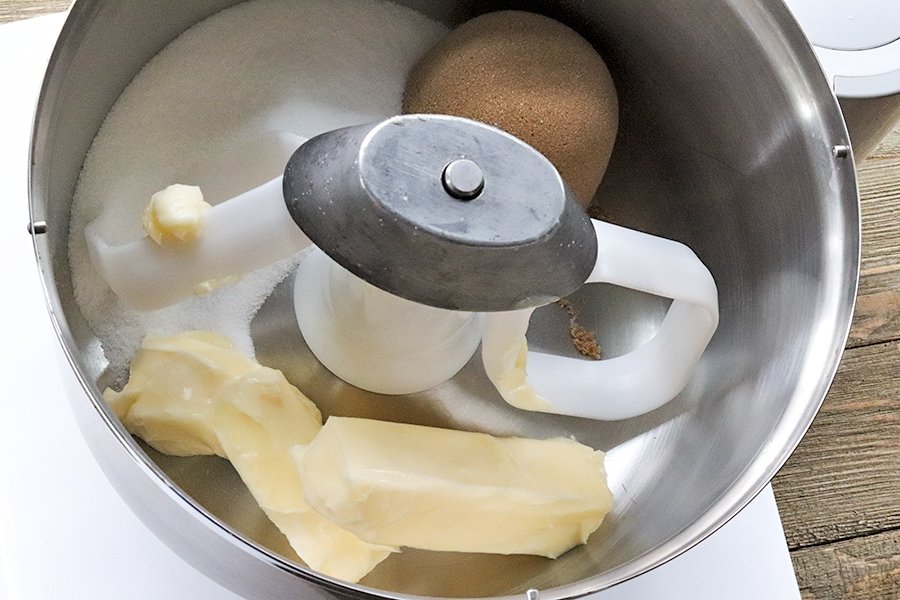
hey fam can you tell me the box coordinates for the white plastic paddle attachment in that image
[86,176,311,311]
[294,248,485,395]
[482,219,719,421]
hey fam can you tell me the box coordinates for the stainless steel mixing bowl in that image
[28,0,859,598]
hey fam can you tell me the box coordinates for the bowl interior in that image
[31,0,858,598]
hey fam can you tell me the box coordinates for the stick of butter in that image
[291,417,614,558]
[104,331,395,582]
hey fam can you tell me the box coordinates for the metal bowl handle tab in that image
[483,219,719,421]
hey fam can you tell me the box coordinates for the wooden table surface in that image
[3,2,898,598]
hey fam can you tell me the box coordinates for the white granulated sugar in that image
[68,0,448,381]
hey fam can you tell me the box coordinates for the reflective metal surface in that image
[284,114,596,311]
[29,0,859,599]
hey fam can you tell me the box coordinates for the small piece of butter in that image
[481,308,553,412]
[291,417,613,558]
[104,331,395,582]
[193,274,242,297]
[142,183,211,245]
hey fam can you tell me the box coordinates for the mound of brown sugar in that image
[403,10,619,208]
[557,297,602,360]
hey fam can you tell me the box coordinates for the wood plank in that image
[868,125,900,160]
[0,1,70,24]
[849,155,900,347]
[772,341,900,549]
[792,529,900,600]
